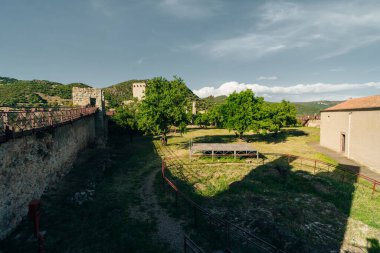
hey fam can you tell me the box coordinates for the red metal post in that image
[28,199,45,253]
[373,182,377,195]
[28,199,41,237]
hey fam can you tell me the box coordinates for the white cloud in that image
[193,81,380,101]
[188,1,380,60]
[257,76,278,80]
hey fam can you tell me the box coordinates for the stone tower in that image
[132,82,146,100]
[192,101,197,115]
[72,87,107,146]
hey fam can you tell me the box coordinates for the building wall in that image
[320,110,380,172]
[132,82,146,100]
[0,117,96,239]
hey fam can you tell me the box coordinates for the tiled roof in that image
[323,95,380,111]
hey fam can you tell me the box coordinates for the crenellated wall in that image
[0,116,96,239]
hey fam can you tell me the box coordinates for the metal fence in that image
[156,143,285,253]
[161,160,283,253]
[156,142,380,252]
[184,235,206,253]
[0,107,97,143]
[260,153,380,195]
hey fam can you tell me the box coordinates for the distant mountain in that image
[293,101,342,115]
[199,95,342,115]
[0,77,90,106]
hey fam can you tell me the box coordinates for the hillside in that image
[293,101,341,115]
[199,95,342,115]
[103,79,147,107]
[0,77,90,106]
[103,79,199,107]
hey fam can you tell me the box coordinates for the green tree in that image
[260,101,297,134]
[221,90,263,138]
[137,76,189,144]
[194,113,209,128]
[112,101,139,141]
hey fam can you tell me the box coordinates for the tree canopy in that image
[221,90,264,137]
[137,76,190,144]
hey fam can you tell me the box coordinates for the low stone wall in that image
[306,120,321,128]
[0,116,95,239]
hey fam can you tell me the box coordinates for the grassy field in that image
[156,127,380,252]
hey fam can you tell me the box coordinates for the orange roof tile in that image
[323,94,380,112]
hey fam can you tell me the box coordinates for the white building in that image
[320,95,380,172]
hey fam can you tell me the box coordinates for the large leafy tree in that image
[137,76,189,144]
[112,101,139,141]
[260,101,297,134]
[221,89,263,138]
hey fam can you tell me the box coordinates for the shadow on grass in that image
[0,128,172,253]
[247,129,309,144]
[367,238,380,253]
[161,154,365,252]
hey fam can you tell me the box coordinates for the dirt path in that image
[129,165,184,252]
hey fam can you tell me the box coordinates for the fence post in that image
[161,160,166,185]
[184,236,187,253]
[175,191,178,208]
[193,204,197,228]
[372,182,377,195]
[226,222,230,250]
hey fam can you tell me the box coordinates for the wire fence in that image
[0,106,97,143]
[155,142,380,252]
[156,143,285,253]
[260,153,380,195]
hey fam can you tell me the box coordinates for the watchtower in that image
[132,82,146,101]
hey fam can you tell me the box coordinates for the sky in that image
[1,0,380,101]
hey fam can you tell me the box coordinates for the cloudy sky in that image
[1,0,380,101]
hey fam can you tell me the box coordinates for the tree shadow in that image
[367,238,380,253]
[247,129,309,144]
[164,154,364,252]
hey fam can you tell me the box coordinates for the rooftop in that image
[322,94,380,112]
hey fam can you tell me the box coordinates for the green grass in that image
[156,127,380,252]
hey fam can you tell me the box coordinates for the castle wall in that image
[0,116,96,239]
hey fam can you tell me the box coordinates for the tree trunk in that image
[161,133,167,145]
[239,132,244,139]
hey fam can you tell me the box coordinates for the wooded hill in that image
[198,95,341,115]
[0,77,89,106]
[0,76,341,115]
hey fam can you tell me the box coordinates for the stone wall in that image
[72,87,107,146]
[72,87,104,110]
[306,120,320,128]
[0,117,95,239]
